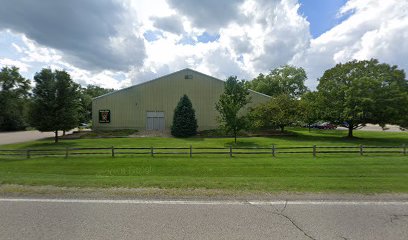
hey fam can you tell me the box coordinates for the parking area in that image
[337,124,404,132]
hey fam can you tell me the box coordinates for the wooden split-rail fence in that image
[0,144,406,159]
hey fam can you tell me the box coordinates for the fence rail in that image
[0,144,406,159]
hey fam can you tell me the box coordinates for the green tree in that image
[79,85,114,123]
[171,95,198,137]
[0,66,31,131]
[248,65,308,98]
[299,91,322,131]
[215,76,251,143]
[400,119,408,131]
[317,59,408,137]
[249,94,299,132]
[29,68,81,143]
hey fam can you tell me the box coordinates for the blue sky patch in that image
[197,32,220,43]
[143,30,163,42]
[178,35,196,45]
[299,0,348,38]
[0,31,26,59]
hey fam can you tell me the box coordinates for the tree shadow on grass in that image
[10,140,80,150]
[223,141,263,148]
[275,130,408,146]
[183,137,204,142]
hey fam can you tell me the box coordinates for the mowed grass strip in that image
[1,128,408,150]
[0,155,407,193]
[0,128,407,193]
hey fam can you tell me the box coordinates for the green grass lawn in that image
[0,128,407,193]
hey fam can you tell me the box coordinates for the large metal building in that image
[92,68,270,131]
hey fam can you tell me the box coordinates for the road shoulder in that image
[1,184,408,201]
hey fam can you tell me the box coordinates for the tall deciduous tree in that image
[249,94,299,132]
[248,65,308,98]
[171,95,198,137]
[0,66,31,131]
[317,59,408,137]
[299,91,322,131]
[29,69,81,143]
[215,76,251,143]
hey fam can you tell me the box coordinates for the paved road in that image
[0,130,71,145]
[0,199,407,240]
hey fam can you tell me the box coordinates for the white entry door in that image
[146,111,165,130]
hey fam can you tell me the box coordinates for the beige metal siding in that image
[92,69,270,130]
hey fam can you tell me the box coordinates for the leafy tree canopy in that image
[29,68,81,142]
[249,94,300,132]
[83,85,115,98]
[299,91,322,130]
[0,66,31,131]
[317,59,408,137]
[79,85,115,123]
[248,65,308,98]
[171,95,198,137]
[215,76,251,143]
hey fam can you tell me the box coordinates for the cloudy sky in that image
[0,0,407,89]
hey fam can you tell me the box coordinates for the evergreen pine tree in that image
[171,95,198,137]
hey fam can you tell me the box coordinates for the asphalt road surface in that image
[0,199,407,240]
[0,130,72,145]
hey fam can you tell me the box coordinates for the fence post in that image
[151,147,154,157]
[111,146,115,158]
[272,145,275,157]
[313,145,316,158]
[403,144,406,156]
[360,145,364,156]
[26,149,30,159]
[190,145,192,158]
[229,145,232,158]
[65,147,69,159]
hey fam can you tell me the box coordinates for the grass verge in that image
[0,128,407,194]
[0,155,407,193]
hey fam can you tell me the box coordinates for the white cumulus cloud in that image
[1,0,407,90]
[291,0,408,88]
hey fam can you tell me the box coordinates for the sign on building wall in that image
[99,110,111,123]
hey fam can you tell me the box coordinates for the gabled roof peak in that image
[93,68,271,100]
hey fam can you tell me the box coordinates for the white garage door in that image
[146,111,165,130]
